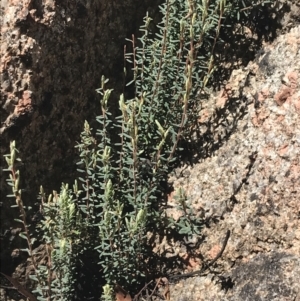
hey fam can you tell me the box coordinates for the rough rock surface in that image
[163,25,300,301]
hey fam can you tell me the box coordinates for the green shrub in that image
[4,142,84,300]
[4,1,272,300]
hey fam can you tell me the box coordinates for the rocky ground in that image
[154,25,300,301]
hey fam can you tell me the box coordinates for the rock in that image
[224,252,300,301]
[166,23,300,301]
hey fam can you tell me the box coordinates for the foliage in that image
[168,187,202,236]
[4,0,272,300]
[4,141,85,300]
[75,0,272,297]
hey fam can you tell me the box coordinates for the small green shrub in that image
[4,1,272,300]
[4,141,85,300]
[72,0,273,296]
[168,187,203,236]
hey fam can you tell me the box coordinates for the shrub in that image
[4,142,83,300]
[4,0,272,300]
